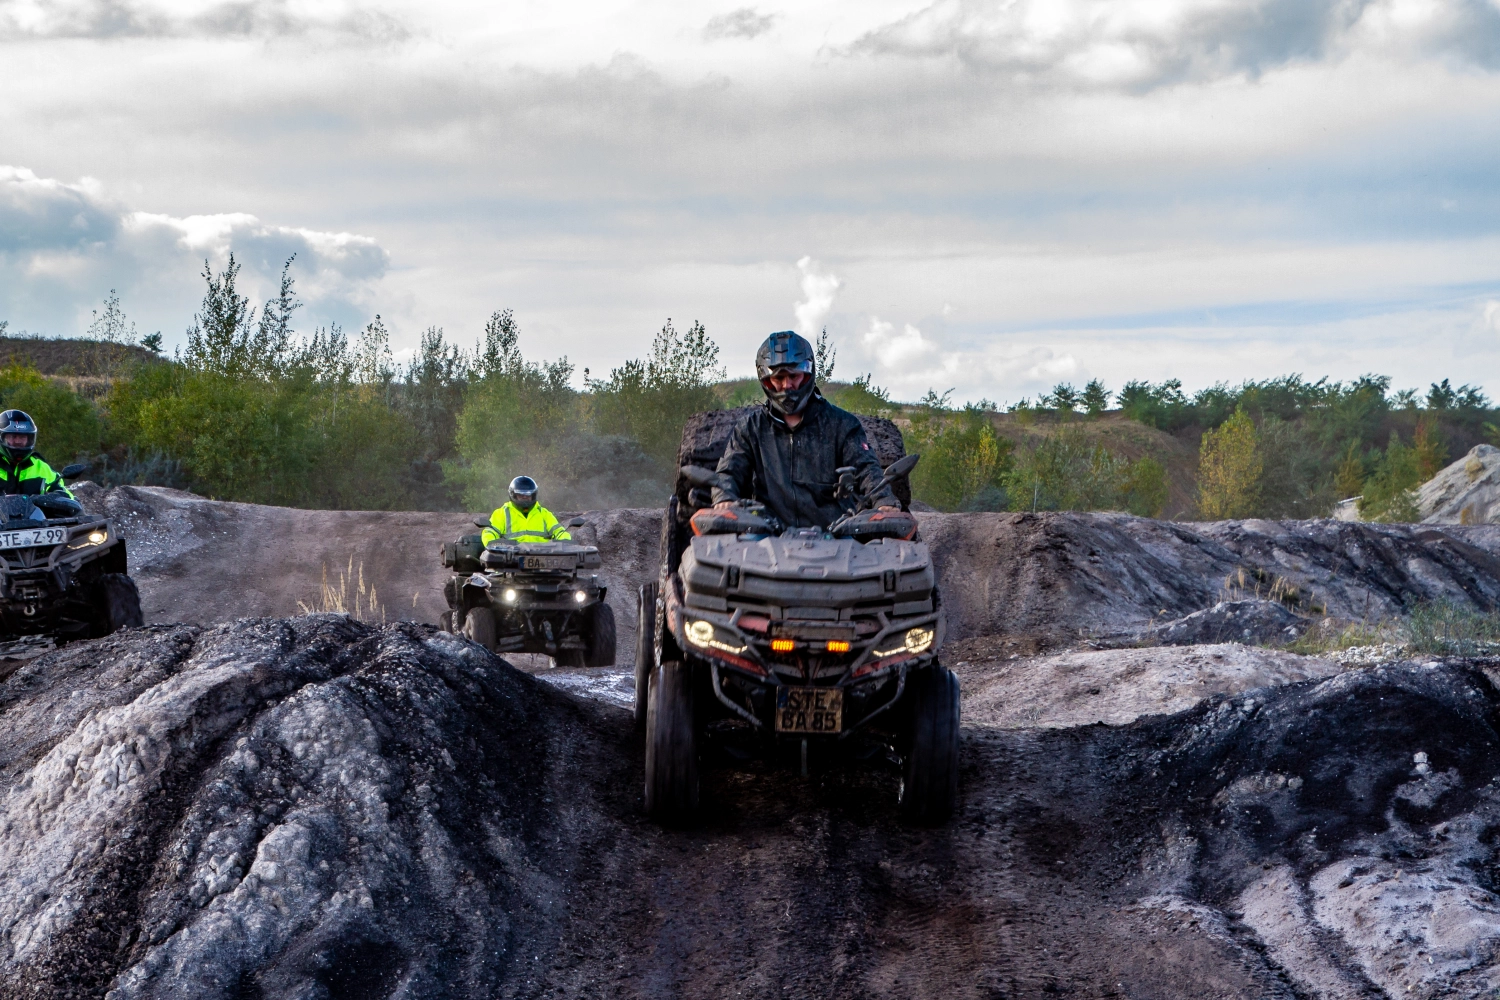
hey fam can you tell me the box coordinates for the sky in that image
[2,0,1499,404]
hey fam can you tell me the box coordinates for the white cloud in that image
[704,7,776,41]
[848,0,1500,89]
[0,0,408,40]
[1485,299,1500,334]
[0,166,389,342]
[793,256,841,337]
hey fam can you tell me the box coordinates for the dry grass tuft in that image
[298,555,385,623]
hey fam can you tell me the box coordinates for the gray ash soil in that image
[3,616,1500,998]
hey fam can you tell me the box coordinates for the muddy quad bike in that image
[639,454,960,826]
[0,470,144,642]
[439,516,616,667]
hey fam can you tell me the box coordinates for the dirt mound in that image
[1150,599,1308,646]
[1419,443,1500,524]
[4,618,1500,997]
[923,511,1500,644]
[64,485,1500,661]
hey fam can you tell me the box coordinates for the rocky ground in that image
[1,617,1498,999]
[2,488,1500,997]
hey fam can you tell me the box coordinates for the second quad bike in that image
[0,472,144,642]
[440,515,617,667]
[638,453,960,827]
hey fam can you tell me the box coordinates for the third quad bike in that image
[0,471,143,642]
[638,453,960,826]
[440,515,617,667]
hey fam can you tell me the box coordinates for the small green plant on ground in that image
[1403,599,1500,656]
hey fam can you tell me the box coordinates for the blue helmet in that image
[0,410,37,464]
[756,331,817,417]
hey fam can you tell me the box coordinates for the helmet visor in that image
[756,358,813,381]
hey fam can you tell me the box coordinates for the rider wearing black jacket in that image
[712,332,897,528]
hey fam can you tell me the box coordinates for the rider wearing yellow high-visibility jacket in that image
[0,410,74,498]
[481,476,571,545]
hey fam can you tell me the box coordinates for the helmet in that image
[508,475,539,513]
[0,410,37,464]
[755,331,817,418]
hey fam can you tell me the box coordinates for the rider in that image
[481,476,572,545]
[0,410,74,498]
[713,331,898,527]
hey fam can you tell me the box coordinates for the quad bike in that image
[0,470,144,643]
[638,453,960,826]
[439,515,617,667]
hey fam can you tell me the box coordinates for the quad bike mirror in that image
[568,517,585,528]
[880,453,920,485]
[474,517,492,528]
[60,463,89,478]
[680,465,725,490]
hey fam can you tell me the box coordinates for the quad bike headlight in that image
[87,530,106,545]
[574,590,587,603]
[502,588,518,603]
[873,626,935,658]
[685,619,747,655]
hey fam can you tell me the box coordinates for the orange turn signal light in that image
[770,638,796,653]
[825,640,851,653]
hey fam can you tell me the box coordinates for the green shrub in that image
[0,364,103,464]
[1198,408,1261,518]
[588,319,724,468]
[907,401,1012,511]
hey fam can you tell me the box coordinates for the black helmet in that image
[508,475,539,513]
[0,410,37,464]
[755,331,817,418]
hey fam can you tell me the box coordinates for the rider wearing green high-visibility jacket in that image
[0,410,74,498]
[481,476,572,545]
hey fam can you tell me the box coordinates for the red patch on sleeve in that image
[862,442,869,449]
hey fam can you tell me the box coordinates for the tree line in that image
[0,257,1491,521]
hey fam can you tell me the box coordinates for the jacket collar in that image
[765,390,825,430]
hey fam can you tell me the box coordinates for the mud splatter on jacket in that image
[712,395,896,529]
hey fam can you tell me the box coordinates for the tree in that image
[814,328,836,386]
[588,318,724,467]
[140,332,164,353]
[1335,442,1365,500]
[86,289,137,344]
[1198,408,1262,519]
[1081,379,1109,418]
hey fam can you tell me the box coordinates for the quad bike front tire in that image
[645,659,698,824]
[462,606,496,651]
[898,664,961,825]
[584,600,617,668]
[94,573,143,638]
[439,609,454,633]
[634,582,658,730]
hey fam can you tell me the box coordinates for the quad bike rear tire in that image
[439,609,454,633]
[463,606,496,651]
[94,573,143,637]
[645,659,698,824]
[584,601,617,668]
[634,582,658,731]
[898,664,961,825]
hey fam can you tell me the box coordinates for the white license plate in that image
[521,554,575,570]
[0,527,67,551]
[775,687,843,734]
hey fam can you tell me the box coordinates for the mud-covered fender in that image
[460,572,494,609]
